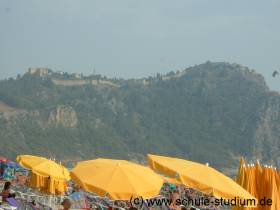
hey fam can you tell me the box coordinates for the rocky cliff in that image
[48,105,78,128]
[253,93,280,166]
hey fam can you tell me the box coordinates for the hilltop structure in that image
[27,68,52,77]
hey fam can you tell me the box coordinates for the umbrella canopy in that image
[236,157,247,188]
[276,169,280,193]
[271,169,280,210]
[147,154,256,202]
[16,155,70,180]
[244,166,258,199]
[255,161,263,199]
[71,158,164,200]
[263,168,280,210]
[16,155,69,195]
[235,160,280,210]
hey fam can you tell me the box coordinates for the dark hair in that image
[4,181,11,190]
[61,198,71,206]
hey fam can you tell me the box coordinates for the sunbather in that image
[1,181,16,202]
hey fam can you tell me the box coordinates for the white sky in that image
[0,0,279,90]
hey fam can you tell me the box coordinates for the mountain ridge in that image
[0,62,279,173]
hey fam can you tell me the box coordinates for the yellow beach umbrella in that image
[147,154,256,203]
[244,166,258,199]
[265,168,280,210]
[236,157,247,188]
[17,155,46,170]
[255,160,263,199]
[275,169,280,193]
[71,158,164,200]
[255,160,263,175]
[259,167,270,210]
[16,155,70,194]
[272,169,280,210]
[17,155,70,180]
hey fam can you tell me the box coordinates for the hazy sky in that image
[1,0,279,90]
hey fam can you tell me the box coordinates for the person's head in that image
[181,207,187,210]
[61,198,71,210]
[173,189,179,194]
[4,181,11,190]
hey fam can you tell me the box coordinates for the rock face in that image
[48,105,78,127]
[253,94,280,166]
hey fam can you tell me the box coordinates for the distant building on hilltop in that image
[73,73,83,79]
[56,71,65,75]
[27,68,52,76]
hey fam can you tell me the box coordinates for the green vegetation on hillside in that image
[0,62,278,170]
